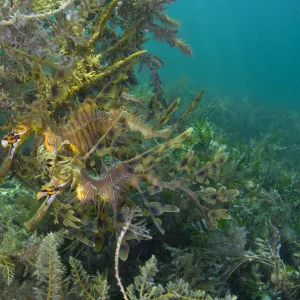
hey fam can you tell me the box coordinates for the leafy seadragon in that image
[24,126,193,233]
[20,92,202,230]
[1,89,238,252]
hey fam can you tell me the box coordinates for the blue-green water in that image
[148,0,300,108]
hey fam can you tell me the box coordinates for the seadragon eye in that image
[1,134,20,148]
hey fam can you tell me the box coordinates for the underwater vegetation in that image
[161,78,300,299]
[0,1,300,300]
[0,0,239,299]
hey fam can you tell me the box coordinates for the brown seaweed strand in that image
[87,0,120,48]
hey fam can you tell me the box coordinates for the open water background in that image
[147,0,300,109]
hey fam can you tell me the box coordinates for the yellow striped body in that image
[77,163,139,205]
[44,100,112,154]
[43,99,173,155]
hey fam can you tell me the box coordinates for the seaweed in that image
[0,254,14,286]
[34,232,65,300]
[0,1,281,299]
[69,256,110,300]
[126,255,237,300]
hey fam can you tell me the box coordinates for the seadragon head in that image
[23,179,70,231]
[1,125,32,159]
[37,180,70,205]
[0,125,33,182]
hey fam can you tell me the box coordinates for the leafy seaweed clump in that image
[126,255,237,300]
[34,232,65,300]
[69,256,110,300]
[0,254,14,286]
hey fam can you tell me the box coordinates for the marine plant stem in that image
[115,222,130,300]
[47,236,53,300]
[87,0,119,48]
[73,268,95,300]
